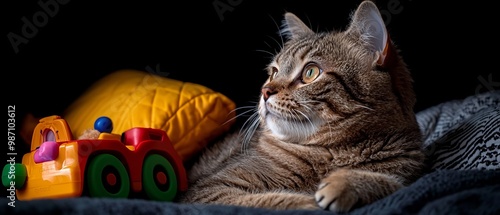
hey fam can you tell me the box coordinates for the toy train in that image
[2,115,188,201]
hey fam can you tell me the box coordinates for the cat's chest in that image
[252,141,336,180]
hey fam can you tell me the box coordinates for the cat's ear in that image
[347,1,389,66]
[280,12,314,40]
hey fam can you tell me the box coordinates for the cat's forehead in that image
[272,32,358,68]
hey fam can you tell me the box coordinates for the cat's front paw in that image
[314,173,358,212]
[294,201,322,210]
[314,169,403,212]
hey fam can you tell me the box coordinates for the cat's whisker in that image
[301,104,313,112]
[230,105,257,113]
[283,110,297,134]
[242,118,259,154]
[222,107,257,127]
[222,106,257,126]
[297,102,314,113]
[255,48,276,58]
[240,111,260,154]
[355,104,374,111]
[297,100,319,105]
[262,37,280,57]
[240,110,258,134]
[267,14,284,50]
[229,106,258,118]
[296,110,315,130]
[291,110,308,137]
[305,99,335,142]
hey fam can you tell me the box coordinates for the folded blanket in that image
[416,90,499,171]
[2,169,498,215]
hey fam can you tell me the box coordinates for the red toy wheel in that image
[86,154,130,198]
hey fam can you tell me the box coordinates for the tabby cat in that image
[179,0,425,212]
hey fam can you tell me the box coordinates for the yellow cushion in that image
[63,69,236,162]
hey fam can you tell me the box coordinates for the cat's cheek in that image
[260,98,279,125]
[259,100,283,137]
[261,115,288,140]
[264,116,279,133]
[258,100,269,122]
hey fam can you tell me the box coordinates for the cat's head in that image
[258,0,417,144]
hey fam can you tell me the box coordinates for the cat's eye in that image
[269,67,278,81]
[301,65,321,83]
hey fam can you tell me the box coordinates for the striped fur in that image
[178,1,425,212]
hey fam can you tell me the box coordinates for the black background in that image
[3,0,497,199]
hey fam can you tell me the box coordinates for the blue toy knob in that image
[94,116,113,133]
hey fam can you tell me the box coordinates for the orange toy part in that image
[2,115,187,201]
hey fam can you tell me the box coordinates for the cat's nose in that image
[261,87,276,101]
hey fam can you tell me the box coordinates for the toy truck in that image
[2,115,188,201]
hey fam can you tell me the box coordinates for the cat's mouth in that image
[262,103,321,142]
[266,110,309,123]
[262,100,315,124]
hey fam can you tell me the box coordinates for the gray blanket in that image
[2,91,499,215]
[1,170,499,215]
